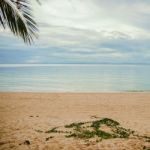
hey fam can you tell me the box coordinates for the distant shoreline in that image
[0,91,150,94]
[0,63,150,67]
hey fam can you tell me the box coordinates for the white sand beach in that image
[0,92,150,150]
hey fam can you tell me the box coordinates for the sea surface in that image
[0,64,150,92]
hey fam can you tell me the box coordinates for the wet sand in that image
[0,92,150,150]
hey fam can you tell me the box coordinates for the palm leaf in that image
[0,0,38,44]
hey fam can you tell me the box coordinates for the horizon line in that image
[0,63,150,67]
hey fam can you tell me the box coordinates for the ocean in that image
[0,64,150,92]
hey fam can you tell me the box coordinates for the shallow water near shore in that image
[0,64,150,92]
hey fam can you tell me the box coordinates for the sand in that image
[0,92,150,150]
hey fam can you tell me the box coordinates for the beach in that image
[0,92,150,150]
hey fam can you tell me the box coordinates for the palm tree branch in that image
[0,0,38,44]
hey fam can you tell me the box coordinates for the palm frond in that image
[36,0,41,5]
[0,0,38,44]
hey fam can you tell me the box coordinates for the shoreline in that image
[0,91,150,93]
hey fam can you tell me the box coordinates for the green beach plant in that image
[64,118,133,139]
[45,118,136,140]
[37,118,150,144]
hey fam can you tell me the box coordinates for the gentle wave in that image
[0,65,150,92]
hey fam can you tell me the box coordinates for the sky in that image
[0,0,150,64]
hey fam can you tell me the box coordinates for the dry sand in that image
[0,92,150,150]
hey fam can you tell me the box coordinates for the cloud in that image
[0,0,150,64]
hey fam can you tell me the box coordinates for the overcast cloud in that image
[0,0,150,64]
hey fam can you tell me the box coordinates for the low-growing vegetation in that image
[64,118,134,139]
[36,118,150,143]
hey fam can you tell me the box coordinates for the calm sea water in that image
[0,64,150,92]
